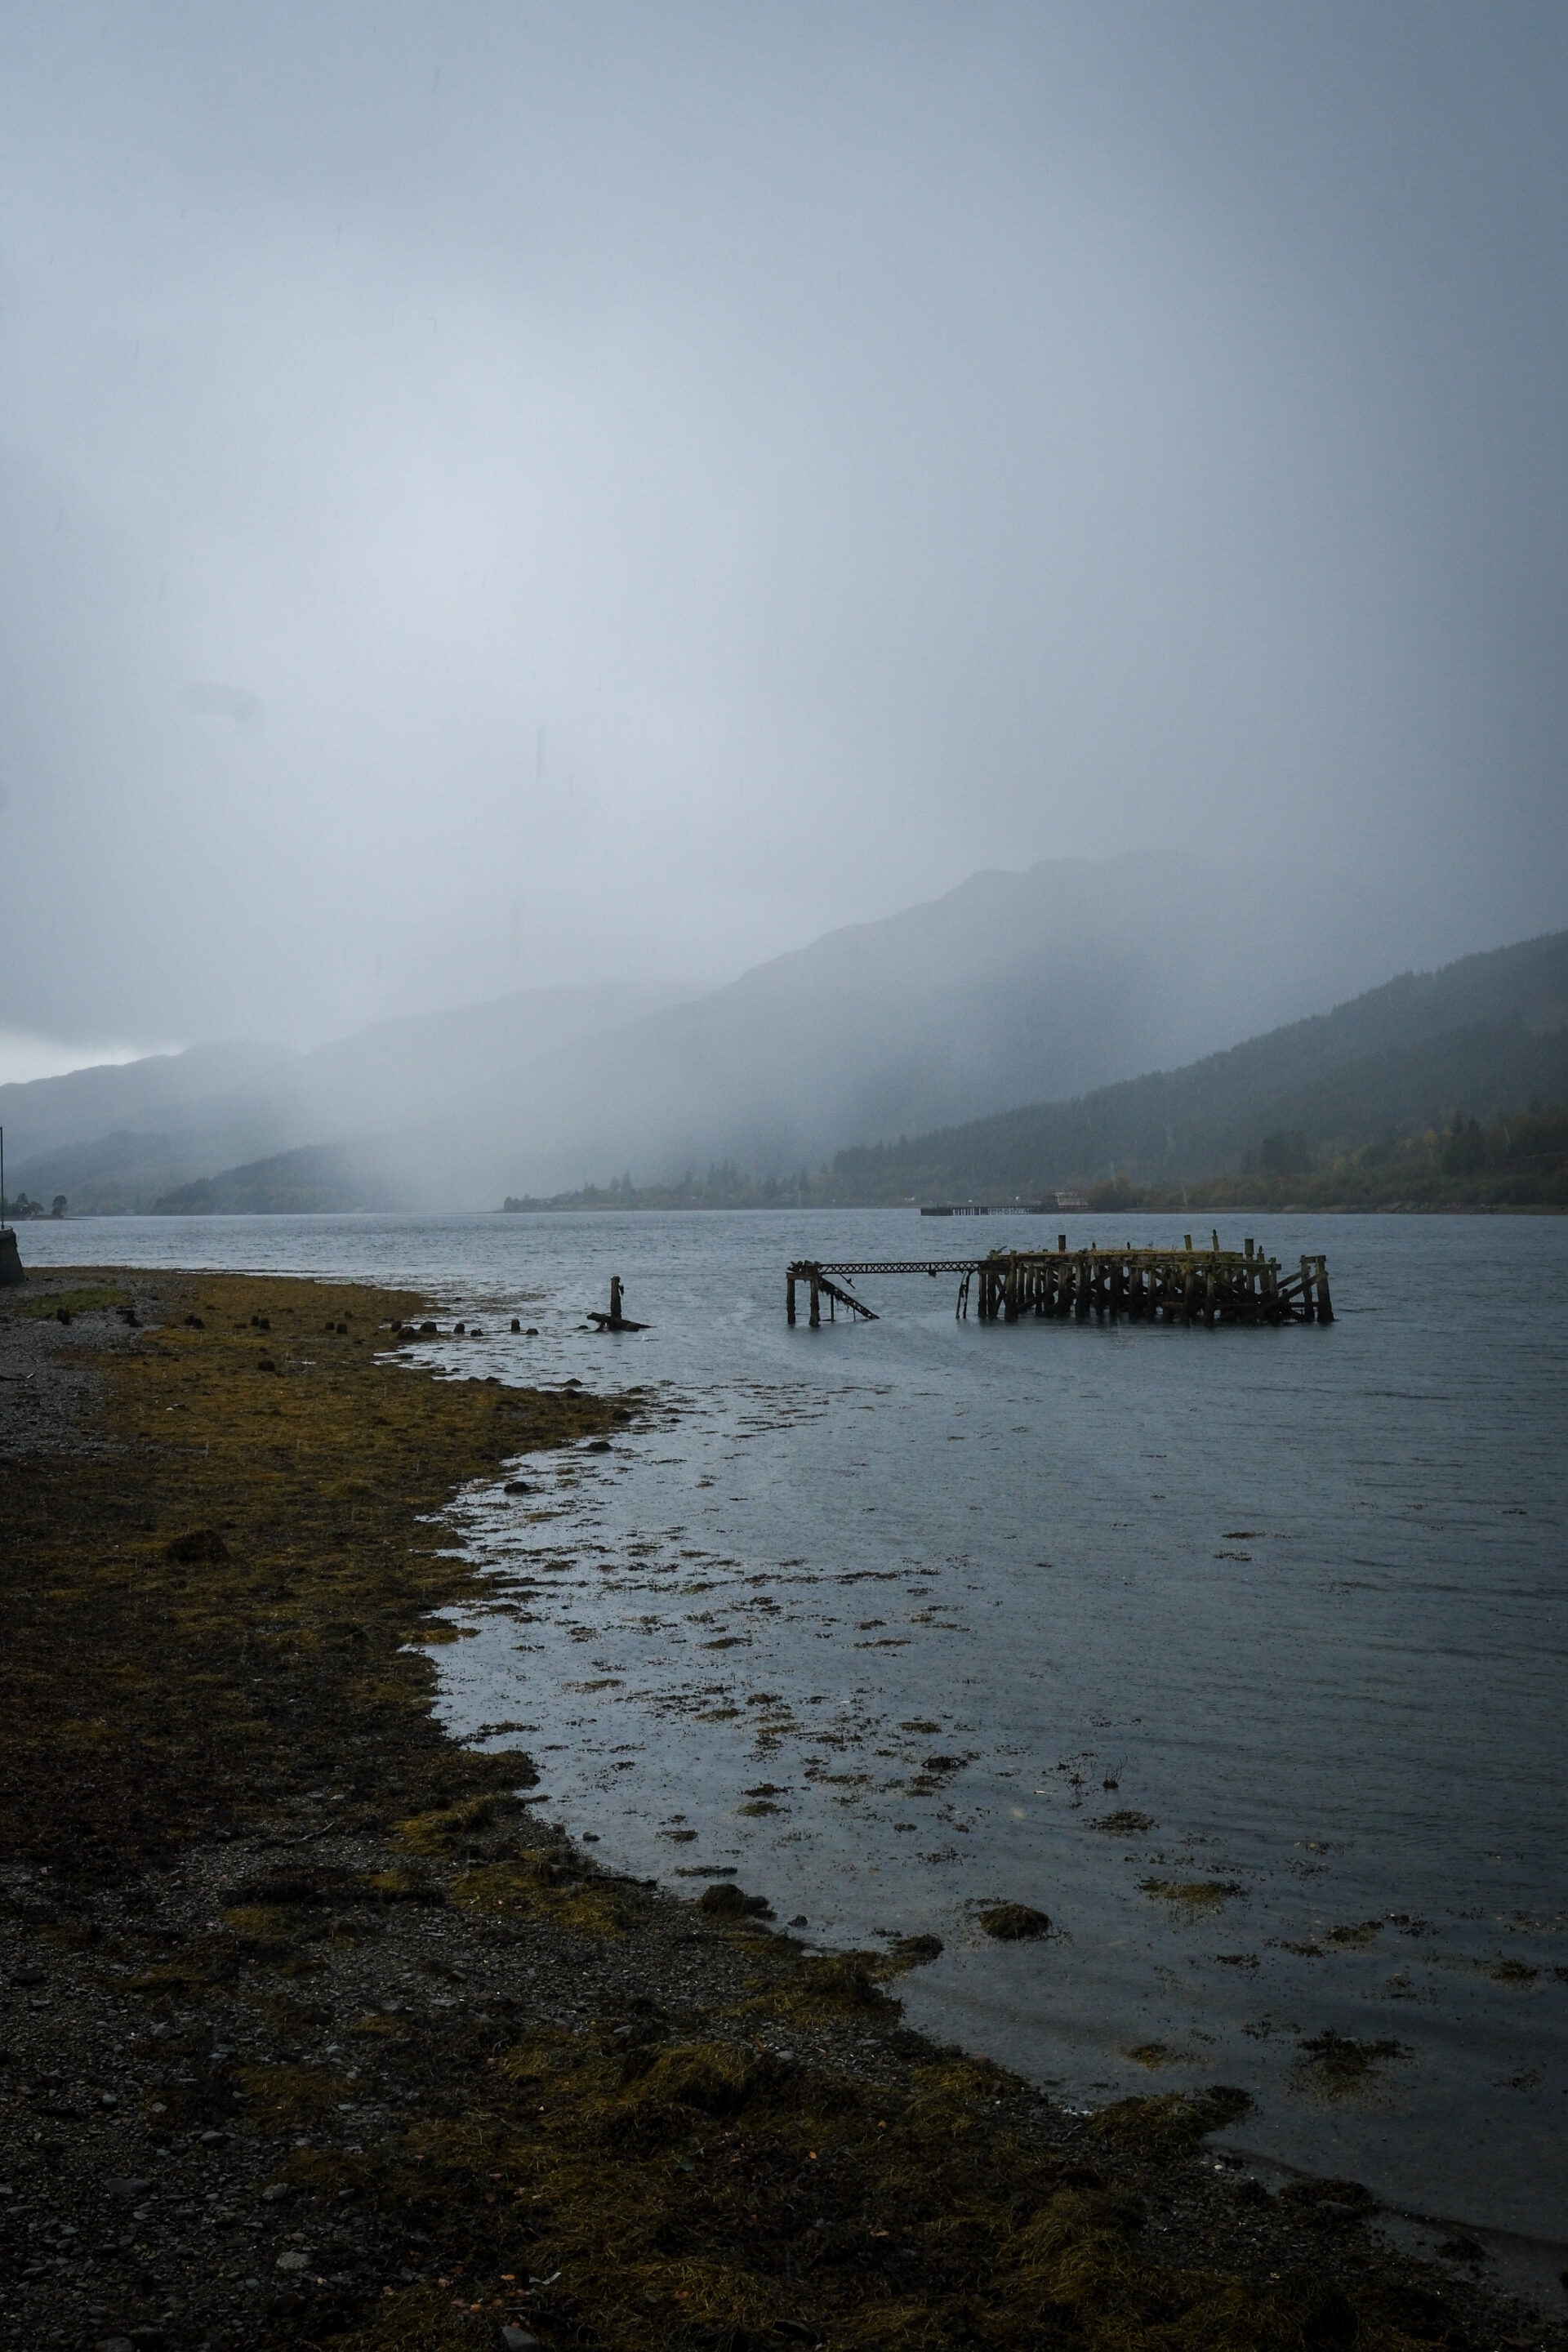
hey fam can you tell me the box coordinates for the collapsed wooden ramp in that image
[786,1236,1332,1328]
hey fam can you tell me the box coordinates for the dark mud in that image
[2,1266,1561,2352]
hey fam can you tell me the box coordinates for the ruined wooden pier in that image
[786,1234,1332,1329]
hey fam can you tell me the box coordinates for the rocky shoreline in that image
[2,1266,1560,2352]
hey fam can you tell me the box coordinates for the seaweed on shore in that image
[0,1268,1548,2352]
[0,1270,615,1883]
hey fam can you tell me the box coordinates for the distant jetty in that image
[920,1192,1087,1216]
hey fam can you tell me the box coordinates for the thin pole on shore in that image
[2,1125,7,1228]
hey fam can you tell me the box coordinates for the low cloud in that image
[182,681,265,731]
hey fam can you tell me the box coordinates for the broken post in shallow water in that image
[786,1238,1334,1329]
[588,1273,648,1332]
[787,1265,876,1325]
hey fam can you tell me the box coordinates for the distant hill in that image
[4,853,1508,1213]
[150,1143,403,1217]
[1,982,693,1213]
[446,851,1452,1204]
[826,930,1568,1205]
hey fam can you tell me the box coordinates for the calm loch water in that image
[22,1209,1568,2272]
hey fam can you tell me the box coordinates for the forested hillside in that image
[828,931,1568,1206]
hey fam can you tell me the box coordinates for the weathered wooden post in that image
[809,1270,821,1329]
[1075,1253,1090,1321]
[1298,1256,1315,1323]
[1314,1254,1334,1323]
[610,1275,624,1323]
[786,1270,796,1325]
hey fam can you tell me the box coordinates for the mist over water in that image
[23,1207,1568,2275]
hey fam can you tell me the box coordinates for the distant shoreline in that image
[497,1194,1567,1217]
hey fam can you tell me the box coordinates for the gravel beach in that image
[2,1264,1559,2352]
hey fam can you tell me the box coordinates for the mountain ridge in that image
[4,854,1518,1213]
[827,929,1568,1205]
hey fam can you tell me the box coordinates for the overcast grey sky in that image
[2,2,1565,1067]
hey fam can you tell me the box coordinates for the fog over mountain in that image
[2,6,1566,1094]
[2,855,1494,1212]
[0,982,693,1211]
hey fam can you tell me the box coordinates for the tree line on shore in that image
[501,1101,1568,1214]
[0,1190,67,1219]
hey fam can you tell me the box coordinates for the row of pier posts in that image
[786,1246,1333,1329]
[969,1245,1332,1326]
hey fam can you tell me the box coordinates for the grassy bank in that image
[1,1269,1549,2352]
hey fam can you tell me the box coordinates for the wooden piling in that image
[784,1241,1334,1334]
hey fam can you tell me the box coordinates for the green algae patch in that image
[1326,1919,1384,1949]
[355,1865,447,1908]
[14,1281,131,1318]
[314,2024,1374,2352]
[1139,1877,1247,1920]
[1293,2031,1411,2105]
[1090,2086,1253,2163]
[1123,2041,1192,2070]
[980,1901,1052,1940]
[0,1268,617,1882]
[394,1797,501,1855]
[743,1949,904,2028]
[696,1880,773,1922]
[880,1931,944,1973]
[449,1853,635,1940]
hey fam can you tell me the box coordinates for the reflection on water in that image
[23,1208,1568,2256]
